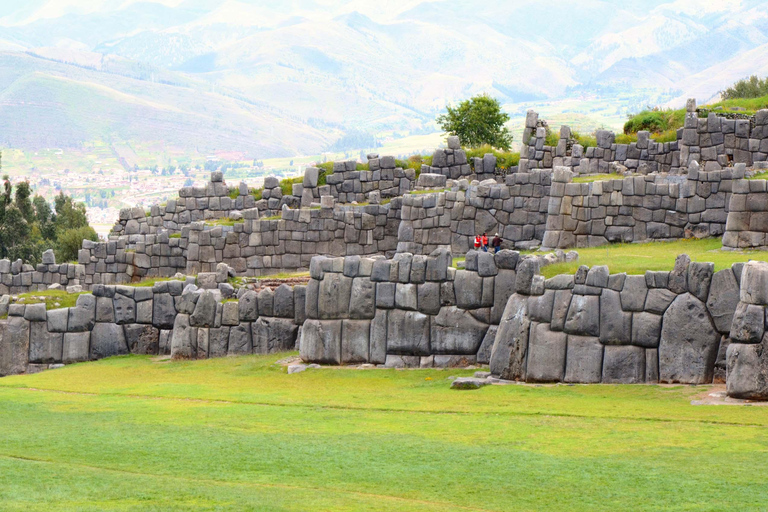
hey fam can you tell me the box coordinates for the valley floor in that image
[0,354,766,511]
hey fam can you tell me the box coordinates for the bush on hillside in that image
[722,75,768,100]
[623,109,685,135]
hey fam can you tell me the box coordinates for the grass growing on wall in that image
[12,289,87,310]
[0,354,767,510]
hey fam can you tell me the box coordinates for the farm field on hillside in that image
[0,354,767,511]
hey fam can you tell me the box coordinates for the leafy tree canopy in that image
[0,153,97,265]
[722,75,768,100]
[436,94,513,151]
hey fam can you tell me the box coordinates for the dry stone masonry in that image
[5,100,768,400]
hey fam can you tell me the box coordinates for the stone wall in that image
[0,277,304,376]
[542,164,741,249]
[297,156,415,207]
[396,170,552,254]
[722,175,768,248]
[519,100,768,176]
[0,250,86,294]
[489,254,740,385]
[298,249,572,367]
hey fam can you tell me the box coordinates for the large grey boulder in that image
[667,254,690,294]
[170,314,197,360]
[620,275,647,312]
[208,327,230,358]
[46,308,69,333]
[238,290,259,321]
[492,269,516,324]
[563,294,599,337]
[369,310,387,364]
[29,322,63,364]
[273,284,295,318]
[0,317,29,375]
[602,345,646,384]
[340,319,370,363]
[228,323,252,355]
[190,291,217,327]
[68,294,96,332]
[430,306,488,354]
[489,294,529,380]
[318,273,353,319]
[706,269,741,333]
[726,335,768,399]
[299,319,342,364]
[730,302,765,343]
[631,312,662,348]
[515,258,540,295]
[152,293,177,329]
[454,270,483,309]
[659,293,719,384]
[550,290,572,332]
[476,325,497,364]
[124,324,159,355]
[599,289,631,344]
[62,332,90,363]
[90,322,128,360]
[113,294,136,325]
[564,335,603,383]
[252,317,298,354]
[687,262,714,303]
[740,261,768,305]
[525,323,567,382]
[95,296,115,323]
[528,290,555,323]
[386,309,430,356]
[645,288,677,314]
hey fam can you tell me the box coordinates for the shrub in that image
[464,145,520,169]
[722,75,768,100]
[56,226,98,263]
[279,176,303,196]
[572,131,597,148]
[623,109,685,135]
[250,187,263,201]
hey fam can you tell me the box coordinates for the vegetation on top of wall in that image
[13,289,88,310]
[464,145,520,169]
[721,75,768,100]
[623,109,686,135]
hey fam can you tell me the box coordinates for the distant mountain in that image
[0,0,766,158]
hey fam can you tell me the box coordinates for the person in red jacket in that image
[474,234,482,250]
[481,233,488,252]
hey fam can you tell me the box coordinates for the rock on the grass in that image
[288,364,308,374]
[450,377,489,390]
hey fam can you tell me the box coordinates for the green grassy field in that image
[537,238,764,278]
[0,354,767,511]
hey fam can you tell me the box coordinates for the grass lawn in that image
[0,354,767,511]
[538,238,766,278]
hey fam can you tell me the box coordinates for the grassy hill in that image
[0,353,766,510]
[0,51,332,158]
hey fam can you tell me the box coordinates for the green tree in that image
[436,94,513,150]
[722,75,768,100]
[57,226,97,263]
